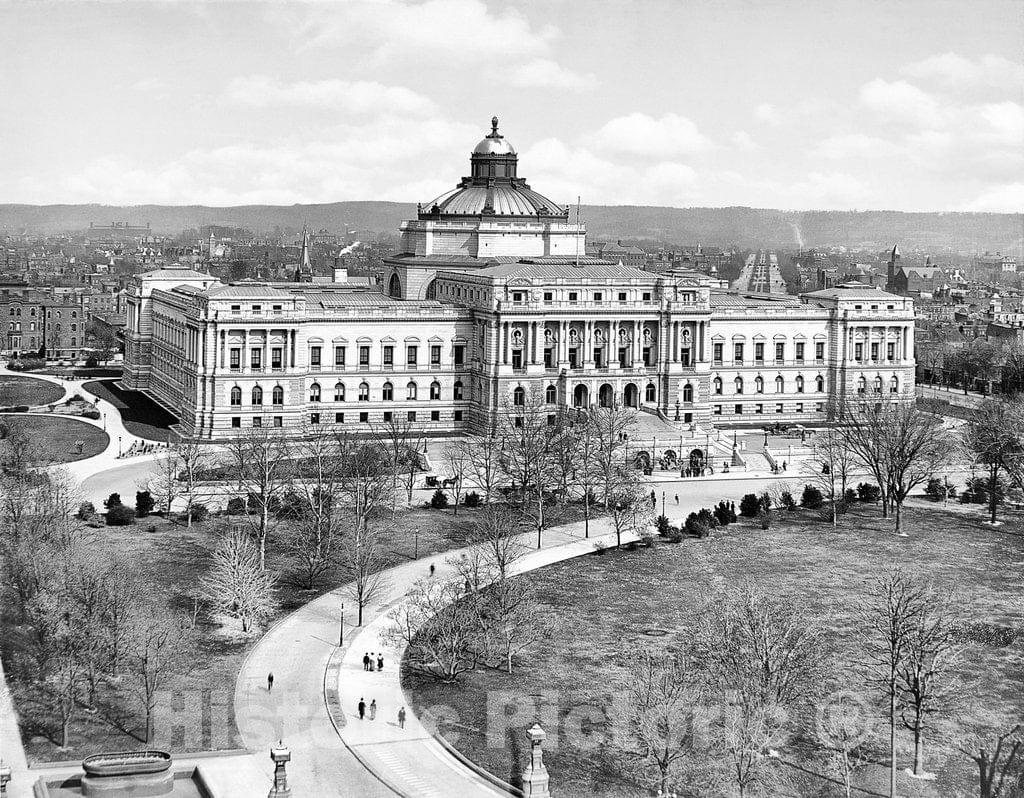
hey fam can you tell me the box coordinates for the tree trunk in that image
[989,469,999,524]
[913,720,924,775]
[894,500,904,536]
[358,599,364,626]
[146,703,155,744]
[889,690,897,798]
[260,507,268,570]
[61,715,71,750]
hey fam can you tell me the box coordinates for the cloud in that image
[754,103,781,126]
[592,113,712,160]
[813,133,898,160]
[224,76,437,117]
[859,79,941,126]
[966,182,1024,213]
[904,52,1024,96]
[503,59,597,90]
[731,131,758,152]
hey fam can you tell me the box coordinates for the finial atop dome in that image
[490,116,499,137]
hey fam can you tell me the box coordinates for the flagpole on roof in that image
[575,196,581,269]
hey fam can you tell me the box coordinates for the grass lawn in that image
[4,500,487,762]
[404,500,1024,798]
[0,375,64,407]
[83,379,178,441]
[0,414,108,462]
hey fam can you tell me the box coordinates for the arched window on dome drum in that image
[683,384,693,403]
[335,382,345,402]
[272,385,284,405]
[545,385,557,404]
[251,386,263,406]
[645,383,656,402]
[382,382,394,401]
[309,383,321,402]
[513,387,525,407]
[453,380,464,401]
[775,376,784,394]
[796,376,804,394]
[815,375,824,393]
[874,376,883,394]
[407,381,418,400]
[359,382,369,401]
[755,376,764,394]
[734,377,743,395]
[890,376,899,394]
[230,386,241,406]
[430,381,441,400]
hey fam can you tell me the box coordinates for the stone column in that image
[521,724,550,798]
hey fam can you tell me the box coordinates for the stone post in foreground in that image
[521,723,550,797]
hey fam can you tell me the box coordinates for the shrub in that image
[713,500,736,526]
[857,482,881,503]
[226,497,246,515]
[655,514,671,537]
[463,491,481,508]
[82,408,100,420]
[779,490,796,511]
[430,489,449,509]
[843,487,858,504]
[106,504,136,526]
[758,509,771,530]
[684,509,715,538]
[85,356,99,368]
[739,493,760,517]
[759,491,772,513]
[188,502,209,523]
[801,484,824,509]
[104,492,122,509]
[639,533,656,548]
[76,501,96,521]
[666,526,684,543]
[135,490,155,518]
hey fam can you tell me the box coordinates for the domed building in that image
[384,117,592,301]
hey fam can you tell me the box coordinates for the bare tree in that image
[806,429,857,526]
[469,503,527,581]
[963,398,1024,524]
[176,437,213,528]
[372,414,423,515]
[334,430,391,537]
[200,526,278,633]
[147,446,181,517]
[816,686,877,798]
[626,650,704,795]
[609,480,653,548]
[441,439,471,515]
[463,430,502,504]
[226,427,292,570]
[341,517,389,626]
[126,607,189,744]
[587,405,638,508]
[960,723,1023,798]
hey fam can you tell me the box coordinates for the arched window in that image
[795,376,804,393]
[683,384,693,403]
[272,385,284,405]
[430,381,441,400]
[874,376,883,394]
[359,382,369,401]
[407,381,418,400]
[335,382,345,402]
[513,387,525,406]
[251,386,263,406]
[713,377,723,395]
[890,376,899,393]
[230,386,242,406]
[453,380,464,400]
[815,375,824,392]
[857,376,867,394]
[775,375,784,394]
[755,376,764,394]
[309,383,321,402]
[545,384,557,404]
[734,376,743,394]
[382,381,394,401]
[645,382,656,402]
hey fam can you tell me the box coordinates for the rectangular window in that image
[454,345,465,366]
[569,347,579,369]
[775,342,784,363]
[252,304,262,315]
[271,348,283,369]
[335,346,346,367]
[359,345,370,368]
[680,347,691,366]
[310,346,321,367]
[512,350,523,369]
[359,412,368,422]
[796,403,804,413]
[383,345,394,367]
[252,416,262,427]
[713,342,723,365]
[231,304,241,315]
[642,292,652,301]
[684,412,692,423]
[407,411,416,422]
[430,410,440,422]
[734,342,744,363]
[593,292,602,302]
[273,416,282,427]
[887,342,896,361]
[543,292,553,303]
[230,348,241,369]
[642,347,652,366]
[870,343,879,361]
[231,416,241,428]
[335,412,344,423]
[855,343,863,362]
[594,348,604,368]
[776,403,784,414]
[454,410,463,421]
[735,404,743,414]
[430,345,441,367]
[755,403,763,414]
[250,349,262,369]
[618,292,627,302]
[545,348,555,368]
[755,342,764,363]
[618,347,628,368]
[383,411,393,422]
[272,304,283,315]
[795,342,805,362]
[568,291,578,303]
[815,341,825,362]
[407,345,418,366]
[713,404,722,416]
[512,291,524,303]
[816,402,824,412]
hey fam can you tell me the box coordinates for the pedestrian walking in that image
[368,653,376,672]
[429,563,435,577]
[377,653,384,671]
[362,652,370,671]
[369,699,377,720]
[267,672,274,692]
[358,698,366,719]
[674,494,679,504]
[649,489,656,508]
[398,706,406,729]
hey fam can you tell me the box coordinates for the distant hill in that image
[1,202,1020,253]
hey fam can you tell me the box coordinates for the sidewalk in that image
[0,657,31,798]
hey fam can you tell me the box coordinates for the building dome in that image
[419,117,566,220]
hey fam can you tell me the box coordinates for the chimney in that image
[333,265,348,283]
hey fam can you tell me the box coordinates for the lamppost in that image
[661,491,665,519]
[414,527,419,560]
[674,400,680,421]
[704,432,710,474]
[118,435,122,456]
[339,602,345,647]
[101,412,106,431]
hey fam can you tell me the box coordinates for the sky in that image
[1,0,1022,212]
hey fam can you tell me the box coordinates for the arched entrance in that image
[598,383,614,408]
[573,384,589,408]
[624,382,639,408]
[634,451,651,470]
[388,273,402,298]
[689,448,705,474]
